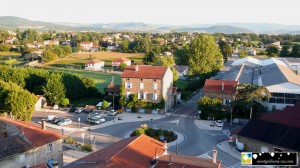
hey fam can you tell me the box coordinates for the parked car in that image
[57,119,72,126]
[108,110,117,116]
[45,115,56,122]
[69,106,77,112]
[215,120,224,127]
[75,108,84,113]
[83,108,93,114]
[52,117,63,124]
[87,115,105,124]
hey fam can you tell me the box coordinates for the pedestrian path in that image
[169,113,198,119]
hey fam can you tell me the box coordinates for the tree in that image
[143,51,156,64]
[290,45,300,57]
[42,49,58,62]
[188,34,223,78]
[120,62,127,71]
[153,56,178,81]
[197,96,223,119]
[43,73,66,104]
[60,98,69,106]
[232,84,270,118]
[280,46,290,57]
[219,41,232,61]
[266,46,279,57]
[239,50,247,58]
[102,100,109,109]
[0,43,10,51]
[127,94,143,112]
[121,39,129,52]
[174,45,189,65]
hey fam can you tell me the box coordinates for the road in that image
[91,90,240,167]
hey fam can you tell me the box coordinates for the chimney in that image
[163,141,168,154]
[221,82,224,92]
[135,65,139,71]
[42,119,46,130]
[212,150,217,164]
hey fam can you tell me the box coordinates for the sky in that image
[1,0,300,25]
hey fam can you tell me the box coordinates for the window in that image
[126,92,131,98]
[223,99,231,105]
[126,82,132,89]
[138,92,144,99]
[47,143,52,153]
[140,83,144,89]
[140,79,143,81]
[153,83,157,89]
[153,93,158,100]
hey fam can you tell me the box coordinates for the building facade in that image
[85,59,104,71]
[121,65,173,113]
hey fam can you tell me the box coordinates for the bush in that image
[66,136,73,144]
[81,144,93,152]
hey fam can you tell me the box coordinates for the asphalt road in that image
[92,90,240,167]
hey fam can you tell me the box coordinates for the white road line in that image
[194,116,197,118]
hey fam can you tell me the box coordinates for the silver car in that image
[57,119,72,126]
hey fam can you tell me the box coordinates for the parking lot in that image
[32,108,115,128]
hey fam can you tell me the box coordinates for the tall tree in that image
[266,46,279,57]
[188,34,223,78]
[153,56,178,81]
[219,41,232,61]
[174,45,189,65]
[121,39,129,52]
[290,45,300,57]
[43,73,66,104]
[280,46,290,57]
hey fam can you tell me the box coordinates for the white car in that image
[45,115,56,122]
[57,119,72,126]
[214,120,224,127]
[87,116,105,124]
[108,110,117,116]
[75,108,84,113]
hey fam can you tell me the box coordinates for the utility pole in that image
[250,107,252,119]
[230,109,233,126]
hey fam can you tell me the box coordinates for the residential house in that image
[247,49,256,56]
[263,41,282,49]
[0,117,64,168]
[224,57,300,111]
[203,79,238,106]
[80,42,93,51]
[35,95,46,111]
[173,65,189,80]
[90,46,99,52]
[85,59,104,71]
[112,57,131,68]
[65,134,222,168]
[280,57,300,74]
[24,50,43,60]
[43,40,59,46]
[163,51,172,56]
[113,33,121,39]
[61,40,71,45]
[237,102,300,158]
[107,42,119,51]
[122,34,130,39]
[102,36,112,42]
[121,65,173,113]
[5,37,17,44]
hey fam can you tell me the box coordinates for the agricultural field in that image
[0,51,22,57]
[43,67,121,94]
[47,51,144,67]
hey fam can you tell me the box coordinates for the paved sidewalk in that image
[194,120,223,131]
[217,140,240,160]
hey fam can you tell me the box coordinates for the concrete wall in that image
[0,139,63,168]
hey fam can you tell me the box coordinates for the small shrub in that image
[66,136,73,144]
[81,143,93,152]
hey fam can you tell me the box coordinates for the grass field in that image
[48,51,144,67]
[43,67,121,93]
[0,51,22,57]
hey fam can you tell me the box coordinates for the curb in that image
[216,140,241,160]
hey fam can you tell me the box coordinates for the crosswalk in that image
[169,113,198,119]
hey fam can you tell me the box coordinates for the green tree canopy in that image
[43,73,66,104]
[239,50,247,58]
[153,56,178,81]
[280,46,290,57]
[290,45,300,57]
[266,46,279,57]
[188,34,223,78]
[219,41,232,61]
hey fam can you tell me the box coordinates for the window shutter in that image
[144,93,146,99]
[130,82,132,88]
[138,93,140,99]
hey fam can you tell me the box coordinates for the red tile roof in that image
[203,79,238,94]
[85,59,104,64]
[156,154,222,168]
[121,65,168,79]
[259,102,300,128]
[65,134,166,168]
[112,57,131,63]
[0,117,63,148]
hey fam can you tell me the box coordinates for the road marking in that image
[194,116,197,119]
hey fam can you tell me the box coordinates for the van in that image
[87,116,105,125]
[45,115,56,122]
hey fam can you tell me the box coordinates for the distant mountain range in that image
[1,16,300,34]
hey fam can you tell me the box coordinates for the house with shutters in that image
[203,79,239,106]
[112,57,131,68]
[80,42,93,51]
[121,65,173,113]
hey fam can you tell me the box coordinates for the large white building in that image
[85,59,104,71]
